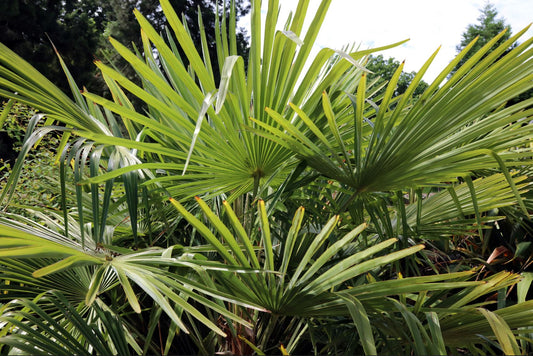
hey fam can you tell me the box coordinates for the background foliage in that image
[0,0,250,94]
[0,102,60,214]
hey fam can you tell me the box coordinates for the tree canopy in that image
[0,0,250,94]
[453,3,532,104]
[453,3,513,74]
[365,54,429,99]
[100,0,250,86]
[0,0,102,93]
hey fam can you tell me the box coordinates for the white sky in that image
[242,0,533,82]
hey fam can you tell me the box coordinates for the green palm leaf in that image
[0,291,135,356]
[0,216,255,337]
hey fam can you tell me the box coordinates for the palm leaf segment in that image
[172,197,533,354]
[0,291,134,356]
[254,24,533,246]
[0,0,403,203]
[0,216,257,338]
[1,0,533,354]
[260,25,533,199]
[170,196,458,315]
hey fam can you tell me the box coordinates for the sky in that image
[242,0,533,82]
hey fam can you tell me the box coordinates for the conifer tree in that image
[452,3,512,75]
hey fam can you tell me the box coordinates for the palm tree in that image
[1,0,533,354]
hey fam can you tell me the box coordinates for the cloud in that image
[242,0,533,82]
